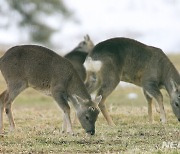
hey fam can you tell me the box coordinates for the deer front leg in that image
[97,68,120,126]
[148,100,153,123]
[63,108,73,134]
[143,90,153,123]
[52,90,73,134]
[62,114,67,133]
[60,105,73,134]
[85,71,100,94]
[143,82,166,123]
[59,104,73,134]
[154,101,160,113]
[157,99,166,123]
[99,98,116,126]
[72,112,78,124]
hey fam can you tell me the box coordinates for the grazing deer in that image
[65,35,94,124]
[0,45,102,135]
[65,35,94,81]
[84,37,180,125]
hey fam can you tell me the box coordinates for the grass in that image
[0,53,180,153]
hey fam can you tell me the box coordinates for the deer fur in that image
[0,45,102,135]
[65,35,94,81]
[84,37,180,125]
[65,35,95,124]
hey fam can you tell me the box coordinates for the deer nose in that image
[87,130,95,135]
[90,130,95,135]
[178,118,180,122]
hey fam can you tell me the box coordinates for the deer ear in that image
[72,94,89,105]
[170,79,178,92]
[93,95,102,105]
[84,34,90,41]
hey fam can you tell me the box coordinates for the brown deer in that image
[0,45,102,136]
[65,35,94,81]
[84,37,180,126]
[65,35,94,124]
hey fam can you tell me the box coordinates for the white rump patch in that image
[84,57,102,72]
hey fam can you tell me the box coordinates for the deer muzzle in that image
[86,129,95,135]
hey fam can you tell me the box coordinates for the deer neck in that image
[68,73,91,108]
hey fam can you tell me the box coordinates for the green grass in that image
[0,54,180,153]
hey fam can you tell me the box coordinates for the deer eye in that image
[85,116,89,120]
[80,42,86,46]
[175,102,179,107]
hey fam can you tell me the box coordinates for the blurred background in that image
[0,0,180,55]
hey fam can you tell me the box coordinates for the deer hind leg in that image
[4,82,27,132]
[0,91,7,134]
[52,90,73,134]
[143,82,166,123]
[5,97,15,132]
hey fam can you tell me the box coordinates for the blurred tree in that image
[0,0,72,46]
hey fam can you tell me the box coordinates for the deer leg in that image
[0,91,7,135]
[0,102,4,135]
[63,107,72,134]
[143,82,166,123]
[4,82,27,132]
[52,90,73,134]
[60,104,72,134]
[62,114,67,133]
[156,98,166,123]
[68,102,78,125]
[72,112,78,124]
[85,72,100,94]
[154,101,160,113]
[97,68,120,126]
[99,97,116,126]
[143,90,153,123]
[5,101,15,132]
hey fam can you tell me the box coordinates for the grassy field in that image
[0,52,180,153]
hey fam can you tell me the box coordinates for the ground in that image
[0,53,180,153]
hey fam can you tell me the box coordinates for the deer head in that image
[72,94,102,135]
[170,79,180,121]
[76,35,94,53]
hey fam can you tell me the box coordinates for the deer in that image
[84,37,180,126]
[0,45,102,136]
[65,35,94,81]
[65,35,94,124]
